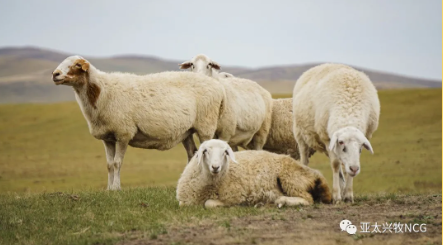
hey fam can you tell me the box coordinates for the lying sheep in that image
[176,139,332,208]
[292,63,380,203]
[52,55,234,190]
[180,54,273,151]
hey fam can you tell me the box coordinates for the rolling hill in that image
[0,46,440,103]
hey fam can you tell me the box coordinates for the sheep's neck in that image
[74,74,101,110]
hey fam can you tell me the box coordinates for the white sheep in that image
[217,72,234,79]
[180,54,273,151]
[52,55,235,190]
[292,63,380,203]
[176,139,332,208]
[263,98,316,159]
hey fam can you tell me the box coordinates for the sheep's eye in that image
[203,149,207,154]
[224,150,228,155]
[343,147,347,153]
[75,63,82,68]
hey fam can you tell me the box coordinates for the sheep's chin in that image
[53,79,65,85]
[210,171,220,175]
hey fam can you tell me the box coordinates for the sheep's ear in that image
[179,61,193,70]
[226,147,238,164]
[75,59,89,72]
[328,132,339,152]
[81,61,89,72]
[362,138,374,154]
[196,147,206,165]
[209,61,221,70]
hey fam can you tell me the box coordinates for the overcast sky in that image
[0,0,441,80]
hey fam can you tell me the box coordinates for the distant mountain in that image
[0,46,440,103]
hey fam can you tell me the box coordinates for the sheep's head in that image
[195,139,237,176]
[179,54,221,77]
[52,55,90,86]
[328,126,373,177]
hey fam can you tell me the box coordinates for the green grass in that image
[0,88,440,194]
[0,187,267,244]
[0,88,441,244]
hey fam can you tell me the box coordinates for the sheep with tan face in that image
[176,139,332,208]
[180,54,273,152]
[52,55,235,190]
[292,63,380,204]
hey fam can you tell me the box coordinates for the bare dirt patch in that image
[121,194,442,245]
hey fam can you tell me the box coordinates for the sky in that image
[0,0,441,80]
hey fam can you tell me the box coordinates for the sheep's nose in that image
[212,166,220,171]
[53,72,61,78]
[349,166,360,173]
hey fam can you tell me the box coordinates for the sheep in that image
[292,63,380,203]
[180,54,273,151]
[176,139,332,208]
[52,55,235,190]
[217,72,234,79]
[263,98,316,159]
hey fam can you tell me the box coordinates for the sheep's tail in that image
[311,171,332,204]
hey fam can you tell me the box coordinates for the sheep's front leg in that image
[110,140,128,190]
[275,196,310,208]
[204,199,225,208]
[330,155,342,204]
[103,141,116,190]
[342,174,354,203]
[297,140,310,166]
[182,134,197,163]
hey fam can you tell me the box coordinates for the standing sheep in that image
[176,139,332,208]
[292,63,380,203]
[52,55,234,190]
[263,98,315,159]
[181,55,315,160]
[180,54,273,151]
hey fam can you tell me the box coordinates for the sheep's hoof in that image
[333,198,342,205]
[277,203,284,209]
[343,196,354,203]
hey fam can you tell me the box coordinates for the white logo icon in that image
[346,225,357,234]
[340,219,352,232]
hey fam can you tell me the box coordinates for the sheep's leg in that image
[275,196,310,208]
[297,140,310,166]
[339,164,346,191]
[182,134,197,163]
[110,140,128,190]
[103,141,116,190]
[329,154,342,204]
[342,174,354,203]
[204,199,225,208]
[230,145,239,152]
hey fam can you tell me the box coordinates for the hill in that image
[0,46,440,103]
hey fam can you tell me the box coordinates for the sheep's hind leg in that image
[204,199,226,208]
[110,140,129,190]
[275,196,309,208]
[182,134,197,163]
[103,141,116,190]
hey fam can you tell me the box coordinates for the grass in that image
[0,187,268,244]
[0,88,441,244]
[0,88,441,194]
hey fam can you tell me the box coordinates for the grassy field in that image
[0,88,441,194]
[0,88,441,244]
